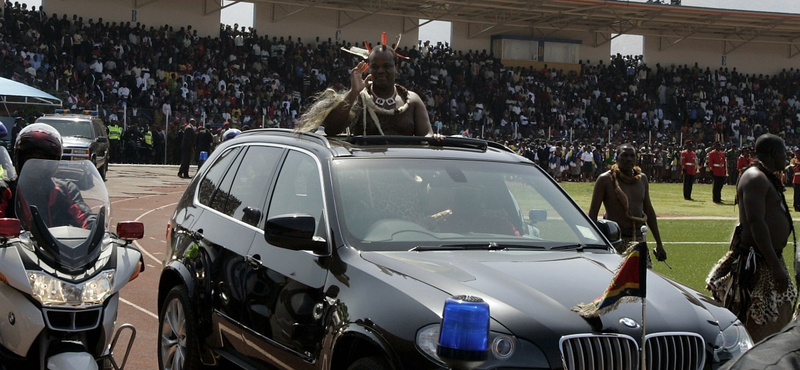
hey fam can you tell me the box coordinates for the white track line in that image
[119,200,178,319]
[120,297,158,320]
[130,202,177,265]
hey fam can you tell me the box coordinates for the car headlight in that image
[714,319,753,362]
[28,271,114,306]
[71,149,90,156]
[417,324,444,365]
[417,324,517,365]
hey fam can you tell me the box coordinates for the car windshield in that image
[332,158,607,252]
[36,118,94,138]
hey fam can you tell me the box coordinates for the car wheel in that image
[347,356,391,370]
[159,285,204,370]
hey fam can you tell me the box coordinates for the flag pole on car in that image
[572,229,648,368]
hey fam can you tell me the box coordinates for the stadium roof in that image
[204,0,800,52]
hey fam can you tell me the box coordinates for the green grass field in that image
[559,181,799,295]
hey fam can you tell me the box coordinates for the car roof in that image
[37,114,98,121]
[233,129,529,163]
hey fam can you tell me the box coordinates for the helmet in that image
[222,128,241,141]
[14,123,62,173]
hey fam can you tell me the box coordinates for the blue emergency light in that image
[437,295,489,370]
[53,109,99,116]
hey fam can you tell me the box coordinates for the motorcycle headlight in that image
[82,272,114,304]
[714,319,753,362]
[28,271,114,306]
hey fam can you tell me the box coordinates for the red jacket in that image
[793,162,800,185]
[681,150,698,175]
[737,155,752,174]
[707,150,727,177]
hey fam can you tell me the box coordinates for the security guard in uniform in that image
[107,120,122,163]
[143,125,153,164]
[707,141,727,203]
[680,141,698,200]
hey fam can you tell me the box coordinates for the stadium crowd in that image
[4,1,800,177]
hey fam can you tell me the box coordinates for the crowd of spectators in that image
[5,1,800,169]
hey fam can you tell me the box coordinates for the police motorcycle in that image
[0,151,144,370]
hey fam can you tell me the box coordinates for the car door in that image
[241,149,330,369]
[190,145,282,358]
[92,119,109,165]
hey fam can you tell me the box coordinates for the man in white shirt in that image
[580,146,596,182]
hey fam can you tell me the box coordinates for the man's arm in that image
[324,61,370,135]
[587,175,608,221]
[64,182,93,229]
[642,175,667,261]
[322,89,359,135]
[740,170,790,293]
[680,151,686,171]
[408,91,433,136]
[0,185,11,218]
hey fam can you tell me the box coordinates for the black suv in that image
[35,111,110,180]
[158,129,750,370]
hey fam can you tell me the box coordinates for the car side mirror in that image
[97,137,108,143]
[528,209,547,223]
[264,214,327,255]
[594,219,621,248]
[242,207,261,226]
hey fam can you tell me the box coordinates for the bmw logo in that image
[8,312,14,325]
[619,317,639,328]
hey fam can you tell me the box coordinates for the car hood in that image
[360,250,726,341]
[62,136,92,148]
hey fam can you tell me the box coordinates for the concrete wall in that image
[255,5,419,50]
[454,25,611,65]
[449,22,490,54]
[557,30,610,66]
[43,0,221,37]
[643,36,798,75]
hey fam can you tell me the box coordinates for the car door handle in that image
[245,254,263,269]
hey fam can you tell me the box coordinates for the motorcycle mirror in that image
[117,221,144,240]
[0,218,21,239]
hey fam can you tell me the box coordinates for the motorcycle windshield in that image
[15,159,110,272]
[0,147,16,183]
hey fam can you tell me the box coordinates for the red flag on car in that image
[573,242,648,318]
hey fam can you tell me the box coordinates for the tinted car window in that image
[332,158,605,251]
[228,146,282,225]
[268,150,324,238]
[93,121,106,138]
[198,147,241,208]
[36,119,94,138]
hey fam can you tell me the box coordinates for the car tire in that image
[346,356,391,370]
[158,285,204,370]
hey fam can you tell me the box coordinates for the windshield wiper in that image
[549,243,610,251]
[409,243,546,252]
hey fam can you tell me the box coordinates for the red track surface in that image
[106,165,194,370]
